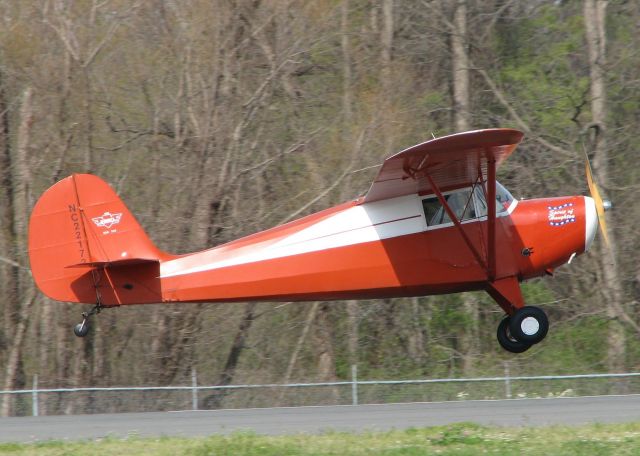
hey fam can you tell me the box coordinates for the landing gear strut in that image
[497,306,549,353]
[73,303,103,338]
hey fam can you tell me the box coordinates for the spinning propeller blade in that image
[585,155,611,248]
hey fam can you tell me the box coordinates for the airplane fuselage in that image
[152,191,596,304]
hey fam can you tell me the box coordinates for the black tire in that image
[73,321,90,338]
[508,306,549,345]
[497,317,531,353]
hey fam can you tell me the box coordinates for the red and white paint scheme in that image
[28,129,600,352]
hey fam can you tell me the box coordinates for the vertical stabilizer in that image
[28,174,170,304]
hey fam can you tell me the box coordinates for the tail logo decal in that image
[92,211,123,230]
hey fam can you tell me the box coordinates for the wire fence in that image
[3,366,640,417]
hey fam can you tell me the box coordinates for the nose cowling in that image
[584,196,597,252]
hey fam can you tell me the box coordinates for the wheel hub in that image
[520,316,540,336]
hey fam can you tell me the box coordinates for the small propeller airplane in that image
[28,129,610,353]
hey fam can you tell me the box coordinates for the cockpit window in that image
[422,189,476,227]
[421,181,515,228]
[474,181,514,215]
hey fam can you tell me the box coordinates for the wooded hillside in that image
[1,0,639,416]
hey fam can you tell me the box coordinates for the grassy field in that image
[2,422,640,456]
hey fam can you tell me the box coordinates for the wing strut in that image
[424,147,498,280]
[424,173,488,273]
[486,149,497,281]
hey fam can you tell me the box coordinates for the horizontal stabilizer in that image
[66,258,161,268]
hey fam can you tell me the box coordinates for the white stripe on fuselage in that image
[159,195,427,278]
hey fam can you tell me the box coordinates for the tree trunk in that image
[82,68,94,173]
[452,0,470,132]
[341,1,359,370]
[407,297,426,363]
[0,87,34,416]
[346,300,359,367]
[451,0,477,374]
[460,293,479,375]
[11,87,32,293]
[381,0,394,82]
[0,290,36,416]
[203,302,257,409]
[278,302,320,405]
[315,303,339,403]
[584,0,626,374]
[0,69,15,344]
[341,0,353,125]
[281,302,319,385]
[381,0,394,152]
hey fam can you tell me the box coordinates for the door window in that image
[421,189,476,227]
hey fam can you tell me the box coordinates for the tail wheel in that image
[73,321,90,338]
[72,303,102,338]
[497,317,531,353]
[508,306,549,345]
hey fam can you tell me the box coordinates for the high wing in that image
[363,129,524,203]
[363,128,524,282]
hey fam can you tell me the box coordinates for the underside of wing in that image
[363,129,524,203]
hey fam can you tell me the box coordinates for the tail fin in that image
[28,174,170,305]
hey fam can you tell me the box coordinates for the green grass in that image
[3,422,640,455]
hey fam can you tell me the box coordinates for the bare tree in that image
[584,0,626,373]
[1,87,34,416]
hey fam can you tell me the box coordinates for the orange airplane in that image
[28,129,608,353]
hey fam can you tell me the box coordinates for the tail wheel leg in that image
[73,303,102,338]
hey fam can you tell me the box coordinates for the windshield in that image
[495,182,515,213]
[473,181,514,217]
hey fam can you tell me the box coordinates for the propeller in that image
[584,154,612,247]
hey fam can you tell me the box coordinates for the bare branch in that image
[277,129,366,224]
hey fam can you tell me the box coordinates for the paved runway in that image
[2,395,640,443]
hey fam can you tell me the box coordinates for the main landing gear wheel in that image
[497,317,531,353]
[508,306,549,345]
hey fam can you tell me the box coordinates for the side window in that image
[422,197,445,226]
[445,191,476,222]
[421,189,476,227]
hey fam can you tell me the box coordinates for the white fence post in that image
[32,375,38,417]
[504,362,511,399]
[351,364,358,406]
[191,368,198,411]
